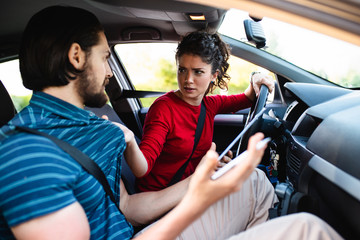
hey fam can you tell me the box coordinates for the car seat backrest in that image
[0,80,17,127]
[85,105,139,194]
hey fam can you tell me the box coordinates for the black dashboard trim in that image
[309,155,360,202]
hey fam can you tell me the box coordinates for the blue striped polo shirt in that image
[0,92,134,239]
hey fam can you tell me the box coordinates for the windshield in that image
[219,9,360,88]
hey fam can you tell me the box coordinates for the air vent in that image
[288,153,301,175]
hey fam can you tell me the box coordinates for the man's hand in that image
[135,133,269,240]
[186,132,267,210]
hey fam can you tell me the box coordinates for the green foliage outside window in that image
[12,95,31,112]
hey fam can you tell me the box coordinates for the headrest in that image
[0,80,17,127]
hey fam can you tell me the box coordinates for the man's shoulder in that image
[0,130,75,167]
[1,129,55,146]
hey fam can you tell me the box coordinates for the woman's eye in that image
[195,70,204,75]
[178,68,186,73]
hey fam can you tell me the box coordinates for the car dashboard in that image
[273,82,360,239]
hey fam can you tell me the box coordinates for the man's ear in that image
[68,43,86,70]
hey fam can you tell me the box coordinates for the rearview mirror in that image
[243,18,266,48]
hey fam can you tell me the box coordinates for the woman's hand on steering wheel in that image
[251,72,274,97]
[237,72,274,155]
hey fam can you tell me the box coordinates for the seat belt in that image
[168,101,206,186]
[15,126,123,214]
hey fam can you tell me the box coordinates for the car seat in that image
[0,80,17,127]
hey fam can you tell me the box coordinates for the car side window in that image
[0,59,31,111]
[115,43,275,107]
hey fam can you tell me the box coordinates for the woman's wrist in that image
[246,71,262,101]
[244,84,256,102]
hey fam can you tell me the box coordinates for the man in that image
[0,5,342,240]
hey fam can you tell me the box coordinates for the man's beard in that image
[76,64,109,108]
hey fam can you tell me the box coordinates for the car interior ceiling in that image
[0,0,227,50]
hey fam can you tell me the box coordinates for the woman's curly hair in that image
[175,31,231,94]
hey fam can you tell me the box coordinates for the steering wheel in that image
[236,84,269,155]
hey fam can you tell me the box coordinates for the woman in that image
[136,31,274,191]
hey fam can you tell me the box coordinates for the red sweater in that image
[137,91,252,191]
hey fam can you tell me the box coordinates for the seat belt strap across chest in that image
[15,125,123,214]
[168,101,206,186]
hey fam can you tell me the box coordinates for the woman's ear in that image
[211,70,219,83]
[68,43,86,70]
